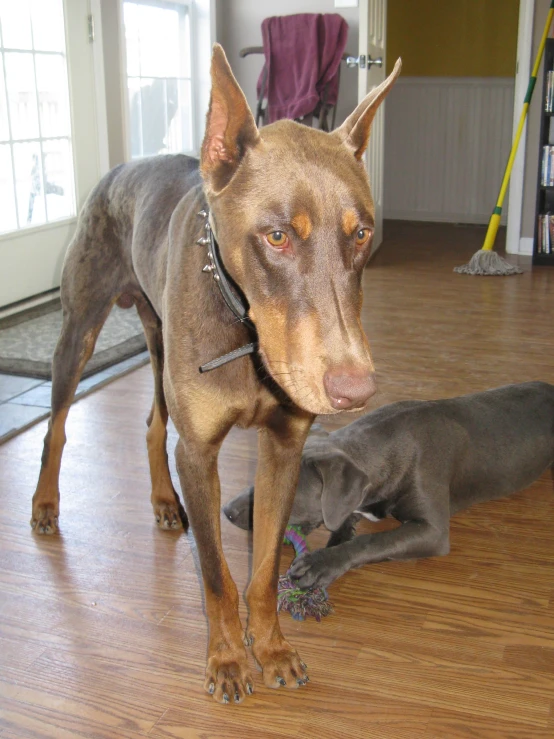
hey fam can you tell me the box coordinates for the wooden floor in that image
[1,222,553,739]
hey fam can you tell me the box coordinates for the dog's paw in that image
[251,637,309,690]
[288,550,337,589]
[152,500,186,531]
[30,506,59,535]
[204,652,254,704]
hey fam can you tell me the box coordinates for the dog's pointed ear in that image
[201,44,261,192]
[315,450,367,531]
[333,58,401,161]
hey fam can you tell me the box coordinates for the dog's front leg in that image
[290,519,450,589]
[246,408,313,689]
[175,436,252,704]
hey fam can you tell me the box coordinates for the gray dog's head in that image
[223,425,368,533]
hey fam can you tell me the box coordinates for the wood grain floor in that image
[1,222,553,738]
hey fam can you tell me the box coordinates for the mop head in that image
[277,525,333,622]
[454,249,523,276]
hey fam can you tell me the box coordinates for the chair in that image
[240,14,352,132]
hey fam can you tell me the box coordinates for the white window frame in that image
[0,7,77,232]
[119,0,212,160]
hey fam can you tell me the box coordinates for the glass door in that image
[0,0,106,308]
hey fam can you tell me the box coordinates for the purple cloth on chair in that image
[257,14,349,124]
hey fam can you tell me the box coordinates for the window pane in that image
[0,144,17,232]
[4,52,40,140]
[35,54,70,137]
[127,78,142,157]
[43,138,74,220]
[140,77,170,156]
[13,140,45,226]
[167,79,192,153]
[123,2,140,76]
[0,0,33,50]
[124,1,193,158]
[137,4,181,78]
[0,56,9,141]
[30,0,66,52]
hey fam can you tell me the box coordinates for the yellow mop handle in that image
[482,1,554,252]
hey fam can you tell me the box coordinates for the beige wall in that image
[387,0,519,77]
[217,0,360,126]
[522,0,550,238]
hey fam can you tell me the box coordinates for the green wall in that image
[387,0,520,77]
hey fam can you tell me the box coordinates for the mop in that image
[455,1,554,275]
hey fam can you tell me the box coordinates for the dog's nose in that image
[323,369,376,410]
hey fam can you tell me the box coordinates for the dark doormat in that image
[0,298,147,380]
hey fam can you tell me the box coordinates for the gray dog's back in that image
[334,381,554,513]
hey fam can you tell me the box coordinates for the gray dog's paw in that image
[289,550,337,590]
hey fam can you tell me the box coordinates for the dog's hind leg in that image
[32,188,129,534]
[31,303,114,534]
[135,296,187,531]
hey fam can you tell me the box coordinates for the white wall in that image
[216,0,360,126]
[384,77,515,224]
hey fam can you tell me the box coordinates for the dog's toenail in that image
[156,515,161,523]
[171,520,178,529]
[276,677,286,686]
[234,692,240,703]
[305,675,310,682]
[300,662,307,670]
[223,693,229,704]
[246,683,253,695]
[208,682,215,694]
[296,678,305,686]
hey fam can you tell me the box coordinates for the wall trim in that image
[384,76,514,225]
[396,76,515,88]
[385,210,491,225]
[518,237,534,255]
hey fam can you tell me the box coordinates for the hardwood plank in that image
[424,708,554,739]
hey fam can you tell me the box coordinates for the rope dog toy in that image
[277,525,333,621]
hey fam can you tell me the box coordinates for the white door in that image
[358,0,387,253]
[0,0,107,308]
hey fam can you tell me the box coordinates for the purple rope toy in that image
[277,525,333,622]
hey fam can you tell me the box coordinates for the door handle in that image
[346,55,383,70]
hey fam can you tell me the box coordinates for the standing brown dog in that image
[31,45,401,703]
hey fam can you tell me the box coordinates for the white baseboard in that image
[383,209,501,226]
[0,289,60,320]
[518,237,534,256]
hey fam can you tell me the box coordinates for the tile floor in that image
[0,351,149,443]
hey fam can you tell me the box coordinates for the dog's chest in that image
[234,387,282,428]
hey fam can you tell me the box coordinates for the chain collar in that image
[196,209,258,373]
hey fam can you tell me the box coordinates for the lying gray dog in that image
[223,381,554,589]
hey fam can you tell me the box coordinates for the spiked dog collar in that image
[196,209,258,373]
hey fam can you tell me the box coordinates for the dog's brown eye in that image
[266,231,289,248]
[355,228,371,246]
